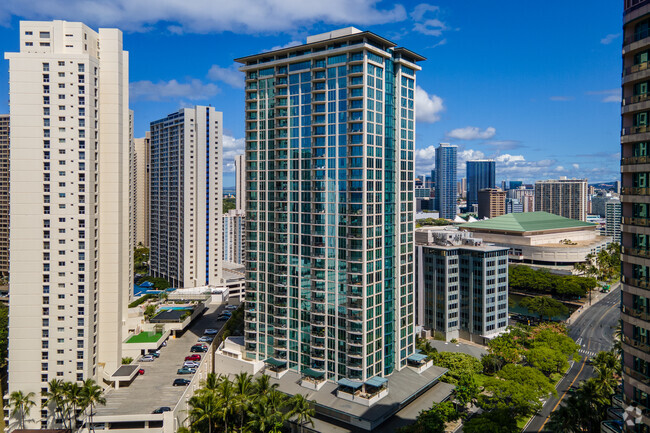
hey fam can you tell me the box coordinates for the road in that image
[523,284,621,432]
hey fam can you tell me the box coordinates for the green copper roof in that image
[460,212,596,233]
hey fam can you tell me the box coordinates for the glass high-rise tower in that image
[435,143,457,220]
[236,27,424,381]
[466,159,496,208]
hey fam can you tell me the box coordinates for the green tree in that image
[520,296,569,321]
[453,373,480,411]
[9,390,36,429]
[486,332,523,364]
[223,198,236,213]
[134,244,149,274]
[80,379,106,432]
[189,392,220,433]
[0,304,8,365]
[398,401,459,433]
[64,381,84,430]
[121,356,133,365]
[481,353,505,374]
[289,394,315,433]
[463,408,519,433]
[43,379,68,429]
[429,352,482,384]
[144,304,157,320]
[216,377,236,433]
[526,346,569,375]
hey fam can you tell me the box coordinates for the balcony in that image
[600,420,623,433]
[621,186,650,196]
[622,275,650,290]
[622,246,650,260]
[622,335,650,353]
[623,216,650,227]
[622,155,650,167]
[622,125,650,141]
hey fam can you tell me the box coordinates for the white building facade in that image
[235,153,245,211]
[223,209,245,265]
[6,20,132,428]
[133,132,150,247]
[149,106,224,289]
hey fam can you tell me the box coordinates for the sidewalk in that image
[566,282,619,325]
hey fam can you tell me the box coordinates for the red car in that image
[138,368,145,375]
[185,354,201,361]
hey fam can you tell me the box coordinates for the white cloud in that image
[413,18,447,36]
[130,79,219,101]
[415,86,444,123]
[495,154,525,163]
[555,166,565,171]
[586,89,621,103]
[600,33,620,45]
[207,63,244,89]
[447,126,496,140]
[410,4,440,21]
[572,163,580,169]
[0,0,407,33]
[428,38,447,49]
[265,40,303,52]
[222,135,245,172]
[409,3,448,37]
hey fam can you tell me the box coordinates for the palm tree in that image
[189,392,219,433]
[253,374,278,398]
[246,401,277,433]
[233,372,255,431]
[216,377,236,433]
[9,390,36,429]
[44,379,68,429]
[548,398,582,433]
[289,394,315,433]
[64,381,84,430]
[80,379,106,432]
[201,372,219,391]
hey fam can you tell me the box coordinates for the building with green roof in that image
[459,212,611,268]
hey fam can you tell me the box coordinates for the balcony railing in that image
[624,93,650,105]
[623,125,650,136]
[622,216,650,226]
[623,335,650,353]
[622,305,650,322]
[622,275,650,289]
[622,246,650,259]
[621,186,650,195]
[622,155,650,165]
[624,61,650,77]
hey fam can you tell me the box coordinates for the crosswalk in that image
[578,348,597,357]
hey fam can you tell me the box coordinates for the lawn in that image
[125,331,164,344]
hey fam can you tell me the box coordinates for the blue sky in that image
[0,0,621,187]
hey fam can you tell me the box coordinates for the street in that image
[523,284,621,432]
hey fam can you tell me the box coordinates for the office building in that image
[235,153,245,211]
[133,132,150,247]
[5,21,132,428]
[467,160,495,210]
[603,198,621,244]
[236,27,422,383]
[435,143,457,220]
[430,169,436,191]
[223,209,245,265]
[149,106,224,289]
[534,178,588,221]
[621,3,650,423]
[508,180,523,190]
[0,115,8,277]
[477,188,506,219]
[415,227,509,344]
[415,186,431,198]
[505,198,524,214]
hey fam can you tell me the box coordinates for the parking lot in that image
[95,303,232,417]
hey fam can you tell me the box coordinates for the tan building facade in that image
[134,132,150,247]
[477,188,506,219]
[534,178,588,221]
[5,21,132,429]
[0,115,8,277]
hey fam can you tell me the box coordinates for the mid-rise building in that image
[621,3,650,423]
[415,186,431,198]
[534,178,588,221]
[435,143,457,220]
[235,153,245,211]
[603,198,621,244]
[508,180,523,190]
[467,160,495,209]
[133,132,150,247]
[236,27,422,382]
[415,227,509,343]
[505,198,523,214]
[477,188,506,219]
[5,20,132,428]
[149,106,223,289]
[223,209,245,265]
[0,115,8,277]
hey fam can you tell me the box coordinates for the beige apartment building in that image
[477,188,506,219]
[0,115,8,278]
[5,21,132,429]
[534,178,588,221]
[134,132,150,247]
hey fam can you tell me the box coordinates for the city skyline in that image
[0,1,622,187]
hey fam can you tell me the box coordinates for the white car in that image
[140,355,155,362]
[204,329,218,335]
[183,361,200,368]
[225,305,238,310]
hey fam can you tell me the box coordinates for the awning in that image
[302,368,325,379]
[264,358,287,367]
[407,353,429,362]
[365,376,388,387]
[338,378,363,389]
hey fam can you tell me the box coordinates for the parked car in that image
[204,328,218,335]
[191,345,208,353]
[148,350,161,358]
[185,354,201,361]
[198,336,214,343]
[152,407,171,414]
[183,361,200,368]
[217,315,230,321]
[138,368,145,375]
[140,355,155,362]
[225,305,238,310]
[173,378,191,386]
[177,367,196,374]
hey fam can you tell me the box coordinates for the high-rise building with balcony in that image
[235,153,245,211]
[467,159,496,209]
[236,27,423,382]
[149,106,224,289]
[435,143,457,220]
[534,178,588,221]
[133,132,150,247]
[621,2,650,428]
[5,20,132,428]
[0,115,8,278]
[223,209,245,265]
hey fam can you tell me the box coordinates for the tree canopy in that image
[520,296,569,321]
[509,265,597,298]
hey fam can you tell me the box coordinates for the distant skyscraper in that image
[509,180,523,190]
[149,106,223,288]
[235,153,245,211]
[134,132,150,247]
[6,21,132,428]
[603,198,621,244]
[430,169,436,191]
[621,2,650,420]
[534,178,588,221]
[237,27,422,381]
[505,198,524,214]
[223,209,245,265]
[435,143,457,219]
[0,114,8,277]
[467,160,496,208]
[478,188,506,219]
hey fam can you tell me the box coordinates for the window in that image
[25,31,33,35]
[40,32,51,38]
[40,42,50,47]
[42,63,49,71]
[58,61,64,66]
